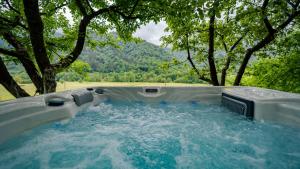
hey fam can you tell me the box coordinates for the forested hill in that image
[79,40,174,73]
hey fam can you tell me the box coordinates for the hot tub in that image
[0,86,299,168]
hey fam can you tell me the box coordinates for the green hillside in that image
[72,40,202,83]
[80,41,173,73]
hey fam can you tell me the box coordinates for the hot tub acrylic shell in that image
[0,86,300,144]
[0,89,104,143]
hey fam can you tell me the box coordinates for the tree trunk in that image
[220,55,231,86]
[233,49,254,85]
[234,34,274,85]
[220,34,244,86]
[23,0,57,94]
[0,57,30,98]
[43,67,57,93]
[208,9,219,86]
[23,0,51,74]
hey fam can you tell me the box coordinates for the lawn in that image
[0,82,208,101]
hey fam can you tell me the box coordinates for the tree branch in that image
[111,7,140,20]
[0,16,27,30]
[296,0,300,8]
[186,34,211,83]
[52,3,139,71]
[286,0,295,8]
[286,0,299,9]
[91,6,115,17]
[52,0,113,71]
[3,32,44,93]
[129,0,140,16]
[4,0,20,14]
[234,8,300,85]
[220,33,245,86]
[0,47,20,57]
[40,3,69,15]
[186,34,200,76]
[106,1,141,20]
[75,0,88,16]
[261,0,275,34]
[23,0,51,73]
[52,6,114,71]
[52,17,90,71]
[229,33,246,52]
[85,0,94,14]
[3,32,24,50]
[216,31,228,52]
[220,55,231,86]
[276,10,300,31]
[0,56,30,98]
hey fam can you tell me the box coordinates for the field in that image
[0,82,208,101]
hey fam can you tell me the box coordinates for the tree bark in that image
[208,8,219,86]
[43,67,57,93]
[0,57,30,98]
[220,56,231,86]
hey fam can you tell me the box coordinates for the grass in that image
[0,82,208,101]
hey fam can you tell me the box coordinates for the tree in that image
[233,0,300,85]
[242,26,300,92]
[163,0,243,85]
[243,54,300,93]
[163,0,300,86]
[0,0,167,96]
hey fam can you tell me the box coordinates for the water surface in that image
[0,101,300,169]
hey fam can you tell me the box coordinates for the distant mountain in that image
[80,40,178,73]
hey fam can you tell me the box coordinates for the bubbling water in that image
[0,101,300,169]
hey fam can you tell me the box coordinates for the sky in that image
[133,21,170,46]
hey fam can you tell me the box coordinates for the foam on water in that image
[1,101,300,169]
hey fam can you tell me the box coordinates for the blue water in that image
[0,101,300,169]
